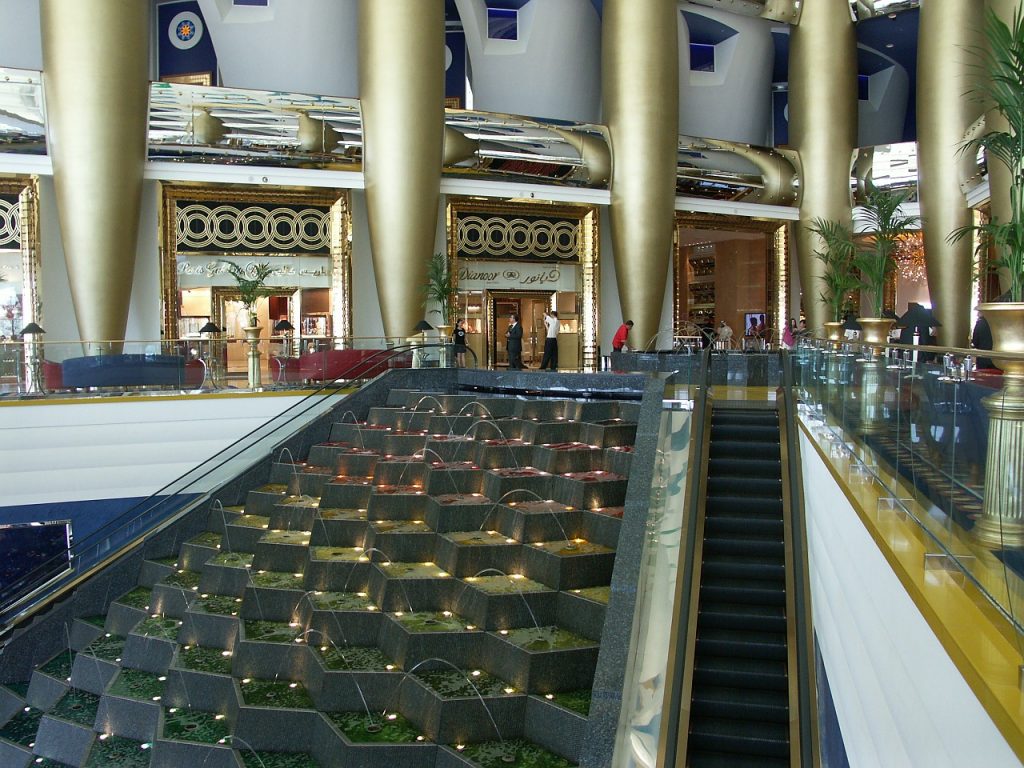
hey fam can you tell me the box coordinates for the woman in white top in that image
[539,309,559,370]
[717,320,733,347]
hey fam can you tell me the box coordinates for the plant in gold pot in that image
[809,217,861,342]
[853,183,918,344]
[220,260,275,328]
[423,251,453,327]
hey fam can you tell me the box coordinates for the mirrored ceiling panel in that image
[0,69,45,155]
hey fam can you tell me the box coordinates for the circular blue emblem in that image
[176,20,196,43]
[169,11,203,50]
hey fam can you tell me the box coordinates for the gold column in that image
[603,0,678,349]
[917,0,984,346]
[789,0,857,336]
[359,0,445,340]
[40,0,149,354]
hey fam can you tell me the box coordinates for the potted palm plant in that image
[853,183,919,344]
[220,260,274,388]
[951,9,1024,547]
[423,251,453,327]
[809,217,861,342]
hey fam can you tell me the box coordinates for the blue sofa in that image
[62,354,200,389]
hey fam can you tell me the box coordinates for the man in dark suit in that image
[506,313,523,369]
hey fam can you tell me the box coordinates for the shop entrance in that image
[490,292,553,369]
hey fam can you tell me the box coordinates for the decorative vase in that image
[974,302,1024,548]
[823,321,844,343]
[243,324,263,389]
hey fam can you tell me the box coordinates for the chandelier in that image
[894,232,927,283]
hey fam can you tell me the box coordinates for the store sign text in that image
[458,262,575,291]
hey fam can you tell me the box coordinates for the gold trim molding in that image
[159,183,351,342]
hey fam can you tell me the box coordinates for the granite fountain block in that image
[603,445,633,476]
[151,740,237,768]
[481,467,554,502]
[398,673,526,744]
[310,508,370,548]
[433,532,523,579]
[32,714,95,766]
[164,666,238,713]
[580,419,638,449]
[294,591,383,647]
[0,740,31,768]
[516,400,570,421]
[550,470,628,509]
[390,409,433,432]
[283,468,333,498]
[307,659,404,712]
[531,443,604,474]
[381,431,431,457]
[244,486,292,517]
[311,445,379,477]
[519,420,582,446]
[466,397,518,419]
[268,497,321,532]
[96,694,161,743]
[318,479,374,511]
[469,418,528,442]
[426,413,478,436]
[473,438,535,470]
[304,547,370,592]
[367,406,404,427]
[138,558,176,588]
[313,712,437,768]
[365,486,429,521]
[421,435,478,463]
[252,529,312,573]
[576,508,623,549]
[122,618,181,673]
[572,400,625,422]
[377,613,485,670]
[372,456,427,486]
[25,668,70,710]
[0,683,26,722]
[177,607,240,650]
[237,584,305,623]
[329,423,390,451]
[424,495,495,533]
[482,628,599,694]
[233,702,321,751]
[178,535,221,572]
[362,520,437,563]
[453,576,558,632]
[231,637,312,683]
[198,552,256,597]
[423,462,484,495]
[150,579,200,618]
[69,649,121,697]
[69,617,106,651]
[221,514,271,552]
[524,694,588,764]
[104,601,150,637]
[520,540,615,591]
[556,591,607,641]
[365,562,460,613]
[490,501,580,544]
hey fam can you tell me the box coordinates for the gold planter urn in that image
[856,317,895,347]
[975,302,1024,548]
[823,321,844,344]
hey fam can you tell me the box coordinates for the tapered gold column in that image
[987,0,1023,294]
[603,0,678,350]
[789,0,857,336]
[917,0,984,346]
[40,0,149,353]
[359,0,445,340]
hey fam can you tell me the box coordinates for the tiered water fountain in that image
[0,389,639,768]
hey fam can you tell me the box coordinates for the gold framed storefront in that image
[0,176,42,334]
[159,183,352,345]
[446,197,600,370]
[673,212,790,344]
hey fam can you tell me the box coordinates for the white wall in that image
[455,0,602,122]
[858,59,910,149]
[126,180,163,342]
[799,427,1020,768]
[0,0,41,70]
[196,0,360,98]
[348,189,384,342]
[0,393,334,507]
[36,175,78,352]
[678,3,776,147]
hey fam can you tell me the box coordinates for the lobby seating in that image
[298,348,408,382]
[42,360,64,391]
[62,354,192,389]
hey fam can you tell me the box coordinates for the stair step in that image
[705,495,783,518]
[706,476,782,498]
[688,750,788,768]
[711,410,779,428]
[704,516,784,539]
[708,456,781,478]
[701,556,785,582]
[693,655,788,692]
[699,602,787,633]
[700,577,786,607]
[708,439,782,461]
[703,537,785,559]
[695,627,788,661]
[709,423,779,443]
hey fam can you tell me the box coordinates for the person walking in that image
[506,313,523,369]
[539,309,559,370]
[612,320,633,352]
[717,320,733,348]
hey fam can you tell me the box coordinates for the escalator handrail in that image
[657,345,714,767]
[779,348,822,767]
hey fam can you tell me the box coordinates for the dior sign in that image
[457,261,576,291]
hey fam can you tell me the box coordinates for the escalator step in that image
[704,515,784,539]
[706,495,783,517]
[701,556,785,582]
[708,457,782,478]
[693,656,788,691]
[706,476,782,498]
[691,684,790,723]
[695,627,788,661]
[699,602,787,633]
[688,750,788,768]
[709,439,781,461]
[703,537,785,559]
[689,715,790,759]
[712,410,779,428]
[700,577,786,606]
[709,423,779,443]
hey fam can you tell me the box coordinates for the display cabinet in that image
[687,246,716,324]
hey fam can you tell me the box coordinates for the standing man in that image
[506,313,524,369]
[539,309,559,370]
[612,319,633,351]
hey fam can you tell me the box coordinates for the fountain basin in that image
[484,628,599,694]
[400,669,526,744]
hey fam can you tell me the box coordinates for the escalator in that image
[687,407,790,766]
[663,376,818,767]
